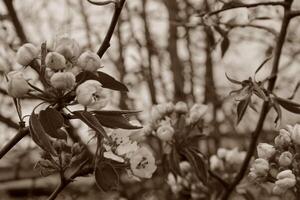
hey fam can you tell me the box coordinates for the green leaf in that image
[94,113,142,129]
[95,162,119,192]
[29,113,57,156]
[73,111,109,140]
[237,97,250,124]
[39,108,67,140]
[167,147,181,176]
[97,71,128,92]
[182,148,208,184]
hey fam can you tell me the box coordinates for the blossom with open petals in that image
[76,80,108,110]
[129,146,157,178]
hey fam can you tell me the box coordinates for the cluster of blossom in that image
[210,148,246,176]
[6,37,108,109]
[167,161,207,199]
[142,101,207,153]
[103,130,157,179]
[249,124,300,195]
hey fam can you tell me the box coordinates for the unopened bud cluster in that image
[249,124,300,195]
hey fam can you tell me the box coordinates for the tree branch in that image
[221,1,294,199]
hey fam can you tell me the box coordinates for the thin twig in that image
[200,1,287,17]
[221,1,294,199]
[0,127,29,159]
[95,0,126,58]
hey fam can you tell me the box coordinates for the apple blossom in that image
[217,148,228,159]
[175,101,188,113]
[249,158,269,177]
[45,52,66,70]
[273,170,296,194]
[76,80,108,110]
[290,124,300,145]
[186,104,208,124]
[210,155,224,171]
[257,143,275,160]
[77,51,101,72]
[225,148,246,165]
[129,146,157,178]
[16,43,39,66]
[156,121,174,141]
[274,129,291,148]
[50,72,75,90]
[55,37,80,62]
[6,71,30,98]
[278,151,293,167]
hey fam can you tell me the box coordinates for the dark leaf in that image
[39,108,66,139]
[273,101,282,126]
[276,97,300,114]
[73,111,109,140]
[253,82,268,101]
[93,110,141,116]
[167,148,181,175]
[254,56,272,76]
[288,82,300,100]
[221,37,230,57]
[182,148,208,184]
[97,71,128,92]
[94,113,142,129]
[75,71,98,83]
[29,113,57,156]
[222,1,244,9]
[95,162,119,192]
[237,97,250,124]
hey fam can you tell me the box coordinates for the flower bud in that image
[77,51,101,72]
[275,129,291,148]
[156,123,174,141]
[272,185,286,195]
[76,80,108,109]
[50,72,75,90]
[278,151,293,167]
[45,52,66,70]
[6,71,30,97]
[187,104,208,124]
[210,155,224,171]
[249,158,269,177]
[290,124,300,145]
[55,37,80,62]
[275,170,296,190]
[16,43,39,66]
[175,101,188,113]
[225,148,245,165]
[257,143,275,160]
[217,148,227,159]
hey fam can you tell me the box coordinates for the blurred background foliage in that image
[1,0,300,199]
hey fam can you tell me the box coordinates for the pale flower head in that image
[76,80,109,110]
[249,158,269,177]
[275,129,291,148]
[45,52,66,70]
[217,148,228,159]
[50,72,75,90]
[186,104,208,124]
[129,146,157,178]
[6,71,30,98]
[77,51,101,72]
[257,143,275,160]
[16,43,39,66]
[156,120,174,141]
[175,101,188,113]
[278,151,293,167]
[225,148,245,165]
[290,124,300,145]
[210,155,224,171]
[54,37,80,62]
[275,170,296,191]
